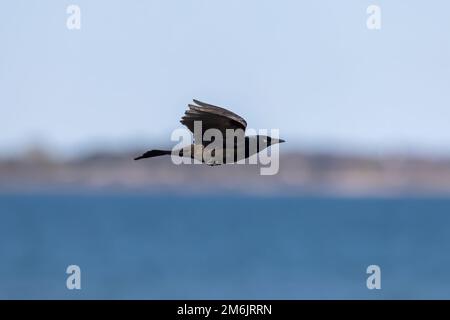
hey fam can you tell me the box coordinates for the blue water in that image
[0,194,449,299]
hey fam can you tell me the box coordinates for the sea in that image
[0,193,449,299]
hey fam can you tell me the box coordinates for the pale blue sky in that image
[1,0,449,156]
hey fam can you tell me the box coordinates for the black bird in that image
[134,99,285,165]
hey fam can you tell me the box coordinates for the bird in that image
[134,99,285,165]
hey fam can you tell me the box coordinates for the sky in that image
[1,0,449,157]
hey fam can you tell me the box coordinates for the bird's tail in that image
[134,149,172,160]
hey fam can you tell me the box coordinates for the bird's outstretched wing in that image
[180,99,247,146]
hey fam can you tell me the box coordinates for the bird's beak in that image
[278,139,286,143]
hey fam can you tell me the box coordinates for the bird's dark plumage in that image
[134,99,284,164]
[134,149,171,160]
[181,99,247,146]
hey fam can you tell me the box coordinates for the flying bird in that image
[134,99,285,165]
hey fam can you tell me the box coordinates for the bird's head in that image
[259,135,286,147]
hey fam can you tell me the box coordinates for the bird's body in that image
[135,100,284,165]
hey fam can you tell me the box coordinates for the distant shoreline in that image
[1,150,450,197]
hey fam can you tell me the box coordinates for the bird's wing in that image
[180,99,247,146]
